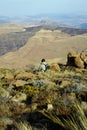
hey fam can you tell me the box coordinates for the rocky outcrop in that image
[67,52,87,68]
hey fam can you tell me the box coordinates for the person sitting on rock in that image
[38,59,50,72]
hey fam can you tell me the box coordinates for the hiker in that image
[38,59,50,72]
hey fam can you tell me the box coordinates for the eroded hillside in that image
[0,24,87,56]
[0,27,87,69]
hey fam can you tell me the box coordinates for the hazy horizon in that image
[0,0,87,17]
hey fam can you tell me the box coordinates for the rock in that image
[80,52,87,62]
[11,92,27,102]
[4,73,14,81]
[31,79,56,89]
[31,79,47,87]
[67,52,84,68]
[50,63,60,72]
[15,71,36,80]
[67,52,79,66]
[68,52,80,58]
[59,81,86,94]
[80,52,87,68]
[74,57,84,68]
[71,83,86,93]
[11,80,27,88]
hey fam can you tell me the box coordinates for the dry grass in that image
[0,66,87,130]
[14,121,32,130]
[38,69,82,81]
[40,103,87,130]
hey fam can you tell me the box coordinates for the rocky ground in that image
[0,52,87,130]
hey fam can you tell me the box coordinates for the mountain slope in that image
[0,24,87,56]
[0,29,87,69]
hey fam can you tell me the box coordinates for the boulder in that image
[67,52,84,68]
[80,52,87,68]
[74,57,84,68]
[50,63,60,72]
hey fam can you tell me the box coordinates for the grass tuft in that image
[40,102,87,130]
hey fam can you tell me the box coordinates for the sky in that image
[0,0,87,16]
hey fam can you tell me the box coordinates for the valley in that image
[0,24,87,69]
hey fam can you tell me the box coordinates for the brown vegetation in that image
[0,56,87,129]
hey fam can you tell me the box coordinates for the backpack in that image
[45,64,50,71]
